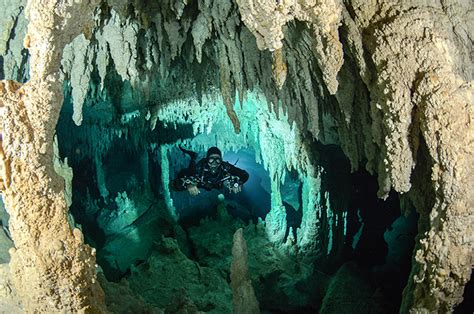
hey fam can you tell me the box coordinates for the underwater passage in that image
[0,0,472,313]
[49,89,418,312]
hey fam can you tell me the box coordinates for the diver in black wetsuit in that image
[171,146,249,196]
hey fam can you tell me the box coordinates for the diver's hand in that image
[229,184,242,194]
[187,185,200,196]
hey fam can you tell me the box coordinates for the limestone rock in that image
[97,272,160,313]
[0,0,106,312]
[235,0,344,94]
[0,0,28,81]
[0,263,22,312]
[320,262,389,313]
[230,228,260,314]
[188,213,321,310]
[128,236,232,313]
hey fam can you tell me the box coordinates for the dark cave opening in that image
[305,141,418,312]
[346,171,418,311]
[102,143,149,196]
[455,273,474,313]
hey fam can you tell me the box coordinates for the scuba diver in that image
[171,146,249,196]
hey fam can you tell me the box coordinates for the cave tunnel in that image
[0,0,472,313]
[52,79,419,312]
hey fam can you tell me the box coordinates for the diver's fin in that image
[179,145,197,160]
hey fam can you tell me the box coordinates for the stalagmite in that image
[230,228,260,314]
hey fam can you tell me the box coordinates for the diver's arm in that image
[175,159,205,191]
[227,164,249,184]
[222,163,249,193]
[176,172,198,190]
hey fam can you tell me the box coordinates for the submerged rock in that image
[188,208,326,311]
[97,272,159,313]
[320,262,390,313]
[128,236,232,313]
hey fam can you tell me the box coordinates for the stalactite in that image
[191,12,213,64]
[94,154,109,199]
[234,0,344,93]
[0,0,28,82]
[61,34,94,126]
[14,0,336,151]
[160,145,178,221]
[265,173,287,244]
[219,42,241,133]
[99,10,141,83]
[272,48,287,90]
[297,171,322,254]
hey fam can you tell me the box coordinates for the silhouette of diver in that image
[171,146,249,196]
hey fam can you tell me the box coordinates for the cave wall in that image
[238,1,473,311]
[0,0,472,312]
[0,0,106,311]
[332,2,473,311]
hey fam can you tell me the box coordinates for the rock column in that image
[0,0,105,311]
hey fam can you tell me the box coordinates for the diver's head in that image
[206,147,222,174]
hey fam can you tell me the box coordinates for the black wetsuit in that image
[171,158,249,191]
